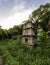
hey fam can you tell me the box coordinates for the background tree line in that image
[0,25,22,39]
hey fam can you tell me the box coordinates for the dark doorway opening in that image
[25,38,28,43]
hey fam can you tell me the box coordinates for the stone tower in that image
[22,21,36,46]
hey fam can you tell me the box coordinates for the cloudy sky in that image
[0,0,50,29]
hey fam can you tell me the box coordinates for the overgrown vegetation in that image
[0,35,50,65]
[0,3,50,65]
[0,25,22,39]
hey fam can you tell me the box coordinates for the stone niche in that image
[22,36,35,46]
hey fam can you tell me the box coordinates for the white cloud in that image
[11,4,25,13]
[0,9,33,29]
[0,0,36,29]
